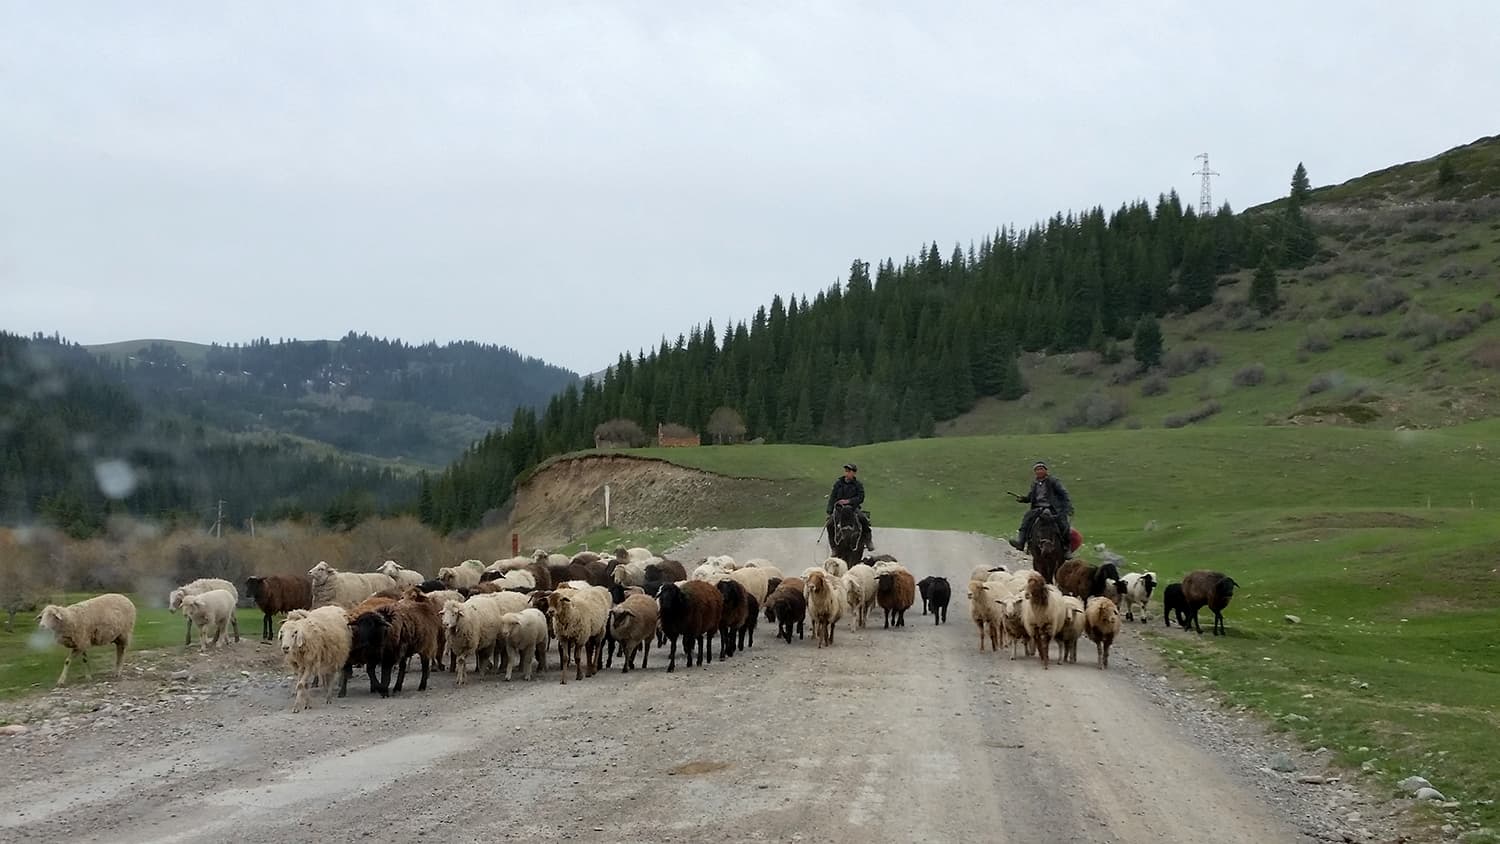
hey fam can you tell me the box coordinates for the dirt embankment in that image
[506,454,784,547]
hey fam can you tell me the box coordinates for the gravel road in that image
[0,528,1405,843]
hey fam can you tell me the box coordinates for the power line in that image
[1193,153,1220,217]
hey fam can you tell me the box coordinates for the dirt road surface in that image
[0,528,1393,843]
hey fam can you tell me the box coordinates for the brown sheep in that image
[343,592,441,697]
[656,580,723,671]
[716,579,750,659]
[1180,570,1240,635]
[245,575,312,642]
[1054,560,1125,605]
[875,568,916,629]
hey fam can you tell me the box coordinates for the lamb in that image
[763,580,806,643]
[497,608,549,681]
[607,594,659,673]
[923,577,951,625]
[1083,596,1122,669]
[841,572,867,629]
[821,556,849,578]
[875,566,916,629]
[843,564,877,628]
[1054,560,1125,605]
[1021,572,1068,670]
[36,594,136,686]
[716,579,751,659]
[278,606,352,712]
[727,565,781,604]
[169,578,239,646]
[656,581,723,671]
[437,563,482,591]
[999,593,1032,659]
[967,582,1005,652]
[468,591,532,674]
[804,569,844,648]
[440,596,508,687]
[179,589,238,652]
[1161,583,1189,629]
[244,574,311,641]
[547,585,612,683]
[344,592,442,697]
[309,561,397,609]
[1119,571,1158,622]
[1179,570,1240,636]
[1056,596,1087,665]
[376,561,426,589]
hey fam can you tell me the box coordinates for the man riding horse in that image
[827,463,874,552]
[1010,461,1073,558]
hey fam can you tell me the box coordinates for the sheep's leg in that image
[338,662,351,697]
[56,650,76,686]
[389,653,406,694]
[368,656,386,697]
[641,639,651,670]
[183,616,193,647]
[292,674,308,713]
[666,635,677,673]
[417,654,430,691]
[1191,609,1203,635]
[262,612,272,641]
[230,613,240,643]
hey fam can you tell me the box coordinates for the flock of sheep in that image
[30,545,1240,711]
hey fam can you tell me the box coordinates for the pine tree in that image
[1133,316,1163,369]
[1437,156,1457,187]
[842,371,868,446]
[786,387,814,442]
[1280,204,1319,268]
[1290,162,1311,205]
[1250,253,1280,316]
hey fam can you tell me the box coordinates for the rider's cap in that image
[1033,461,1048,470]
[843,463,857,472]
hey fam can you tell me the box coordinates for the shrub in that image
[1326,290,1359,317]
[1340,322,1387,340]
[1384,347,1407,365]
[1304,373,1337,396]
[1355,278,1409,316]
[1298,326,1334,353]
[593,418,649,447]
[1232,363,1266,387]
[1470,339,1500,370]
[1139,373,1170,397]
[1163,401,1222,429]
[1479,301,1497,323]
[1061,352,1101,377]
[1162,344,1221,377]
[1437,262,1462,279]
[1124,417,1143,430]
[1444,313,1480,341]
[1108,363,1144,385]
[1054,392,1127,432]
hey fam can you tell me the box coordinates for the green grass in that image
[85,339,215,366]
[558,526,693,557]
[598,422,1500,832]
[0,596,267,700]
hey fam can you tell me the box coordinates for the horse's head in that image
[831,504,861,546]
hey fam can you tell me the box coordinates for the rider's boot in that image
[1009,533,1025,551]
[862,527,875,552]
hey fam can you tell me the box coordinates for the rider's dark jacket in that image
[1021,475,1072,516]
[827,476,865,514]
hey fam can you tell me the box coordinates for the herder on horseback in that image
[1009,461,1075,558]
[827,463,875,553]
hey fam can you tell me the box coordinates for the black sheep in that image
[1161,583,1190,630]
[925,577,951,625]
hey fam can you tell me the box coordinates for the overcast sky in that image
[3,2,1498,374]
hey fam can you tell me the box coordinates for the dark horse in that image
[827,503,867,567]
[1026,508,1068,585]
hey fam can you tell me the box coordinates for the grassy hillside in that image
[597,425,1499,836]
[87,338,215,367]
[940,135,1500,439]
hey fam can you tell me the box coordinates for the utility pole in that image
[1193,153,1219,217]
[211,499,227,538]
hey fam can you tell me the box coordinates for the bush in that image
[1470,339,1500,370]
[1162,344,1221,377]
[1398,310,1446,347]
[1340,322,1387,340]
[1139,373,1170,397]
[1163,401,1222,429]
[593,417,649,447]
[1124,417,1143,430]
[1299,326,1334,353]
[1479,301,1497,323]
[1355,279,1409,316]
[1385,347,1407,365]
[1061,351,1102,377]
[1232,363,1266,387]
[1304,373,1337,396]
[1054,392,1127,432]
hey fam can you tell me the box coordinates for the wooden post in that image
[604,484,611,528]
[511,532,519,556]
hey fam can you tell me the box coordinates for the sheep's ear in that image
[292,628,306,648]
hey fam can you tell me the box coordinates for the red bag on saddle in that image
[1068,527,1083,552]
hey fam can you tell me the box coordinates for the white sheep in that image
[1056,595,1087,665]
[727,565,782,604]
[179,589,238,652]
[804,570,845,648]
[1119,571,1158,622]
[437,563,482,591]
[169,578,239,646]
[278,606,353,712]
[441,596,509,686]
[376,561,426,589]
[547,584,611,683]
[1021,573,1068,670]
[498,608,549,680]
[491,568,537,592]
[37,593,136,686]
[1084,596,1122,669]
[485,556,532,573]
[841,572,866,628]
[308,561,396,609]
[843,564,877,628]
[612,557,665,588]
[822,556,849,578]
[999,593,1032,659]
[532,549,572,570]
[967,581,1006,652]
